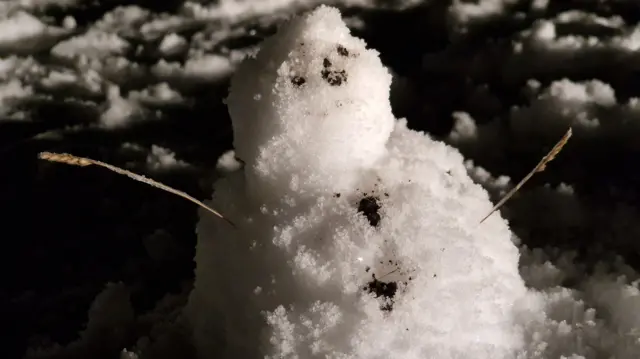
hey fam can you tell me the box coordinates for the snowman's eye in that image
[291,75,306,87]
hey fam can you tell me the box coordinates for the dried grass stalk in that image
[479,127,573,224]
[38,151,236,228]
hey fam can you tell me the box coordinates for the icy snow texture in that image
[6,1,640,358]
[226,6,395,199]
[515,246,640,359]
[145,145,190,171]
[0,11,71,54]
[187,6,527,359]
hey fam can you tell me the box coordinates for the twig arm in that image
[38,151,236,228]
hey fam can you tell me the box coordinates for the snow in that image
[39,68,103,96]
[16,0,79,10]
[51,30,131,60]
[188,6,526,359]
[516,248,640,358]
[5,1,640,359]
[152,54,235,85]
[94,5,151,34]
[0,11,71,54]
[0,79,32,118]
[216,150,243,173]
[99,85,146,129]
[448,0,519,27]
[158,33,188,57]
[186,5,640,359]
[146,145,190,171]
[128,83,185,106]
[226,6,395,198]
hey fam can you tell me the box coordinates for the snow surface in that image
[189,6,526,358]
[4,0,640,359]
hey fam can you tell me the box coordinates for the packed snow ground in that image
[3,1,640,359]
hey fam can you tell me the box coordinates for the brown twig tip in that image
[536,127,572,172]
[39,151,92,166]
[38,151,236,228]
[479,127,573,224]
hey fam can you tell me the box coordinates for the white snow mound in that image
[186,5,527,359]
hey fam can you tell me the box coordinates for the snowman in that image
[185,6,527,359]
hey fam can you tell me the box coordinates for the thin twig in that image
[479,127,573,224]
[38,151,236,228]
[377,268,399,281]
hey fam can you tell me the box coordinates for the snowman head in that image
[226,6,395,198]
